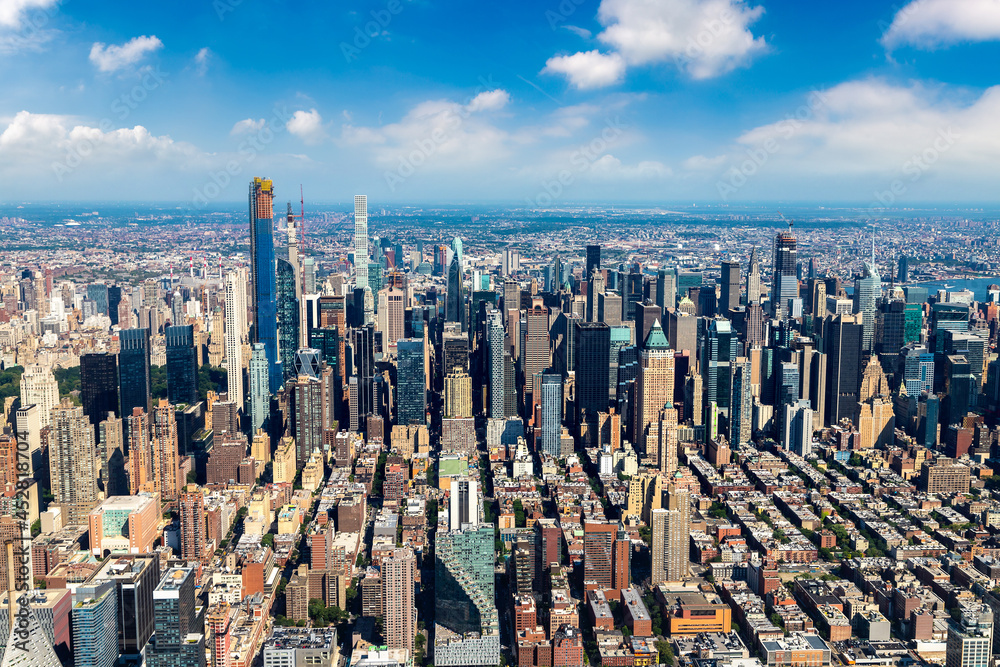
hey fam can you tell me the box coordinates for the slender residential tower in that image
[249,177,282,392]
[225,268,248,412]
[354,195,369,289]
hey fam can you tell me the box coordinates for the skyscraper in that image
[651,483,690,585]
[71,581,119,667]
[701,318,737,416]
[247,342,269,434]
[634,321,674,464]
[119,328,152,424]
[50,398,100,525]
[446,243,465,329]
[249,177,281,392]
[81,353,119,430]
[575,321,611,424]
[354,195,369,289]
[946,605,992,667]
[20,363,59,428]
[824,314,863,426]
[383,548,418,654]
[148,567,205,667]
[746,247,762,305]
[396,339,426,426]
[522,304,550,403]
[444,368,473,419]
[720,260,741,314]
[656,267,676,310]
[730,357,753,447]
[487,310,505,419]
[539,374,563,457]
[854,260,881,352]
[276,206,301,380]
[583,520,630,594]
[377,286,406,349]
[290,374,324,465]
[150,399,180,503]
[449,477,480,530]
[224,269,248,412]
[165,325,198,406]
[586,244,601,279]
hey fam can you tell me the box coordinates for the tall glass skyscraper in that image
[72,581,119,667]
[574,321,610,424]
[119,328,151,419]
[249,177,281,393]
[164,325,197,406]
[396,339,426,426]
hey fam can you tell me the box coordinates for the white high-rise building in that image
[20,364,59,427]
[449,477,480,531]
[354,195,369,290]
[225,268,249,411]
[486,310,505,419]
[651,483,690,585]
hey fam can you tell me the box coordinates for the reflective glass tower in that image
[249,177,281,392]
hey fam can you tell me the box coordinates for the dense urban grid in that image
[2,182,1000,667]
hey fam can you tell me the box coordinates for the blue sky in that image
[2,0,1000,206]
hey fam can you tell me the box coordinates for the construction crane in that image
[777,211,793,232]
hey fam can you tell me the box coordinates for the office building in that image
[720,260,741,313]
[854,260,881,352]
[72,581,119,667]
[248,342,269,433]
[634,321,674,464]
[449,477,479,530]
[89,555,160,660]
[586,244,601,279]
[148,568,205,667]
[164,325,197,406]
[702,318,737,417]
[730,357,753,447]
[20,363,59,428]
[150,399,180,503]
[290,374,324,466]
[824,314,863,426]
[656,267,676,310]
[444,368,472,419]
[396,339,426,426]
[377,286,406,349]
[575,321,610,424]
[538,374,563,457]
[583,520,629,595]
[783,399,814,456]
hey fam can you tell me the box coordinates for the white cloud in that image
[341,90,514,171]
[543,50,626,90]
[230,118,265,136]
[590,154,672,179]
[881,0,1000,50]
[194,47,211,76]
[683,154,729,170]
[563,25,592,39]
[0,0,57,29]
[597,0,767,79]
[699,79,1000,200]
[286,108,326,145]
[89,35,163,73]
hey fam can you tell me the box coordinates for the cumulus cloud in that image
[0,0,57,29]
[590,154,672,179]
[0,111,199,184]
[544,0,767,87]
[341,89,513,170]
[881,0,1000,50]
[698,79,1000,201]
[543,50,626,90]
[286,108,326,145]
[89,35,163,73]
[230,118,265,136]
